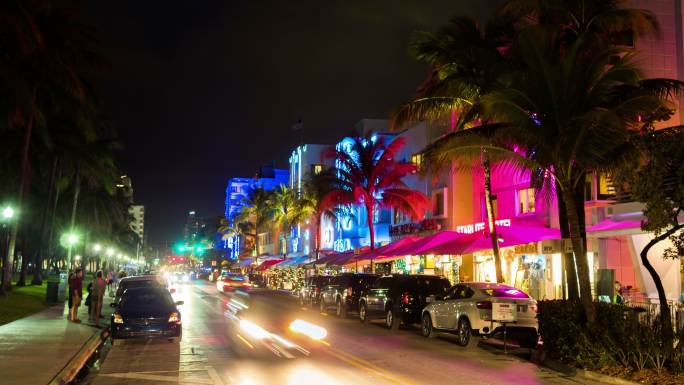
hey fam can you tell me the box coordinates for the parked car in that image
[319,273,378,317]
[113,275,168,304]
[216,272,251,293]
[358,274,451,330]
[421,282,539,348]
[299,275,332,306]
[110,286,184,343]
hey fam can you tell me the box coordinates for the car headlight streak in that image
[289,319,327,340]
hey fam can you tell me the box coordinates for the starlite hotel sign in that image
[455,218,512,234]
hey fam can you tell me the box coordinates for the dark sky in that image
[88,1,501,245]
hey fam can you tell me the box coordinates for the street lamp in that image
[2,206,14,220]
[93,244,102,252]
[62,231,80,269]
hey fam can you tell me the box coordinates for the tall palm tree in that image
[327,135,429,272]
[479,27,679,322]
[235,187,271,258]
[267,184,294,255]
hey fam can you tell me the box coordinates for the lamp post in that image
[1,206,15,275]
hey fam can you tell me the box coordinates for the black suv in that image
[319,273,378,317]
[299,275,332,306]
[358,274,450,330]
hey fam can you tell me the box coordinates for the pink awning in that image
[428,226,560,255]
[376,231,464,260]
[350,236,422,262]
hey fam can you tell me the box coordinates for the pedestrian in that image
[614,280,624,304]
[85,281,93,320]
[91,271,107,327]
[69,268,83,322]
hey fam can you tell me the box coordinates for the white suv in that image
[421,282,539,348]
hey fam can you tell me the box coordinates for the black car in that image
[358,274,451,330]
[299,275,332,306]
[319,273,378,317]
[111,287,183,342]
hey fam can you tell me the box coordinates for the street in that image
[86,281,580,385]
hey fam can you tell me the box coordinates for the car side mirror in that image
[175,300,184,306]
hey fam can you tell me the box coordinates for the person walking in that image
[91,271,107,327]
[69,268,83,322]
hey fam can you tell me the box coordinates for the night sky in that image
[87,1,501,245]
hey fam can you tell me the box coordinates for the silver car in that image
[421,282,539,348]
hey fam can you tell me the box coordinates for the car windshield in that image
[121,279,163,290]
[121,288,174,308]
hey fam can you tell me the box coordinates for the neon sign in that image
[456,218,511,234]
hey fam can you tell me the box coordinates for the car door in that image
[366,277,392,315]
[443,285,470,330]
[433,285,459,328]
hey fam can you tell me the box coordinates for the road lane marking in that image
[321,346,420,385]
[99,372,214,384]
[236,333,254,349]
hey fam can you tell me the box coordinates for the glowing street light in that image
[61,231,80,269]
[106,248,115,257]
[2,206,15,220]
[74,255,82,261]
[93,243,102,252]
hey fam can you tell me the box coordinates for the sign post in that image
[492,302,518,353]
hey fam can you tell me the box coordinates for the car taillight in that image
[476,301,492,310]
[347,287,353,296]
[113,313,124,324]
[168,312,181,323]
[401,292,410,305]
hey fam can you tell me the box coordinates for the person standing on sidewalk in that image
[69,269,83,322]
[91,271,107,327]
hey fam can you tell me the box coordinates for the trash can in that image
[58,270,68,302]
[46,272,60,304]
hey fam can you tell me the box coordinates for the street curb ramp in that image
[48,328,108,385]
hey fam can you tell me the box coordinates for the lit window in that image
[517,188,535,214]
[411,153,423,172]
[311,164,323,175]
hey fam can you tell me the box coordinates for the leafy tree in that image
[327,135,429,272]
[613,126,684,348]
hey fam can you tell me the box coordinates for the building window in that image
[411,153,423,172]
[311,164,323,175]
[598,173,616,200]
[432,189,445,217]
[517,188,535,214]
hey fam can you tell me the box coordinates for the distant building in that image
[222,165,289,259]
[183,210,206,244]
[129,204,145,244]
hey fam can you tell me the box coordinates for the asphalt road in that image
[86,280,586,385]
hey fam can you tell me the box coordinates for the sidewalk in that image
[0,299,105,385]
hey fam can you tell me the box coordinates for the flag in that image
[291,118,303,131]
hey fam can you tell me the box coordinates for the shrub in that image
[538,300,670,371]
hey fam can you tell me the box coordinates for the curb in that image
[542,358,640,385]
[48,328,108,385]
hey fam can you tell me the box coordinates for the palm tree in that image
[479,27,679,322]
[235,187,271,259]
[327,135,429,272]
[267,184,294,255]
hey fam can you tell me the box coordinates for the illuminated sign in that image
[456,218,511,234]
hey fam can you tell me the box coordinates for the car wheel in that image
[519,333,539,349]
[359,303,369,324]
[421,313,436,338]
[336,299,347,318]
[457,317,475,347]
[385,308,399,331]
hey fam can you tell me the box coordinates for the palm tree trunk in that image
[483,156,503,283]
[46,166,63,270]
[366,204,376,273]
[639,223,680,350]
[32,156,59,285]
[2,90,36,293]
[315,214,321,261]
[16,235,30,286]
[556,186,579,299]
[561,181,595,323]
[67,166,81,269]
